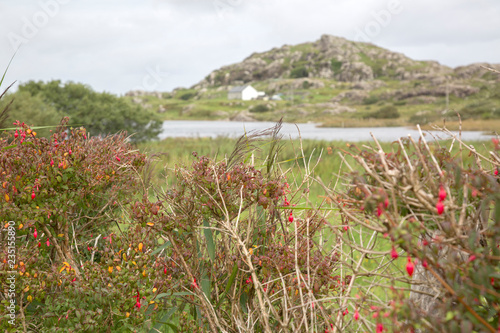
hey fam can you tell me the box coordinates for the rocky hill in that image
[125,34,500,131]
[194,35,498,89]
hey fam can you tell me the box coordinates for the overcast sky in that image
[1,0,499,95]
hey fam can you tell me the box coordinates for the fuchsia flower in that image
[438,185,447,201]
[50,159,54,167]
[390,246,398,260]
[377,204,383,217]
[288,212,294,223]
[69,148,72,155]
[384,198,389,209]
[37,242,41,248]
[436,201,444,215]
[31,191,36,200]
[354,309,360,321]
[33,228,38,239]
[116,156,121,162]
[376,323,384,333]
[14,130,18,138]
[164,267,167,274]
[46,238,50,247]
[406,257,414,277]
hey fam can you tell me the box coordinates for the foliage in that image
[290,66,309,79]
[0,118,151,332]
[322,130,500,332]
[16,80,162,142]
[364,105,400,119]
[330,59,343,74]
[249,104,271,113]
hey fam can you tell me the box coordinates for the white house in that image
[228,85,264,100]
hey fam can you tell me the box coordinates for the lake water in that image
[159,121,494,142]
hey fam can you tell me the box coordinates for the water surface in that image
[160,121,493,142]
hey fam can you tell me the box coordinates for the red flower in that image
[406,257,414,277]
[438,186,447,201]
[342,309,348,316]
[69,149,72,155]
[436,201,444,215]
[46,238,50,247]
[384,198,389,209]
[288,212,294,223]
[116,156,121,162]
[495,169,499,176]
[37,242,41,248]
[50,159,54,167]
[33,228,38,239]
[390,246,398,260]
[422,260,428,268]
[376,323,384,333]
[354,309,360,321]
[31,191,36,200]
[14,130,18,138]
[468,255,476,262]
[192,278,198,289]
[164,267,167,274]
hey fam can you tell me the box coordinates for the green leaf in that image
[240,292,248,314]
[201,272,211,302]
[216,263,238,308]
[0,52,16,88]
[203,218,215,262]
[150,241,171,256]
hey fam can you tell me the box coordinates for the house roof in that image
[228,85,252,93]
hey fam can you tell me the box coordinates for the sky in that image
[0,0,499,95]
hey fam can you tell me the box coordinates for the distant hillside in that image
[194,35,498,88]
[125,34,500,131]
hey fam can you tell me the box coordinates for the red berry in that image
[468,255,476,262]
[31,191,36,200]
[354,309,359,321]
[495,169,499,176]
[422,260,428,268]
[69,149,72,155]
[116,156,121,162]
[33,228,37,239]
[164,267,167,274]
[376,323,384,333]
[288,212,293,223]
[438,186,447,201]
[436,201,444,215]
[406,257,414,277]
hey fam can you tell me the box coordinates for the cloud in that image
[0,0,499,94]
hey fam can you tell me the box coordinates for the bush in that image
[290,66,309,78]
[179,92,196,101]
[249,104,271,113]
[362,95,379,105]
[326,135,500,332]
[364,105,400,119]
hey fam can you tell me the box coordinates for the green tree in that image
[18,80,163,142]
[0,91,62,137]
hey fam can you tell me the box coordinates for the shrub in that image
[179,92,196,101]
[364,105,400,119]
[323,134,500,332]
[290,66,309,78]
[249,104,271,113]
[362,95,379,105]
